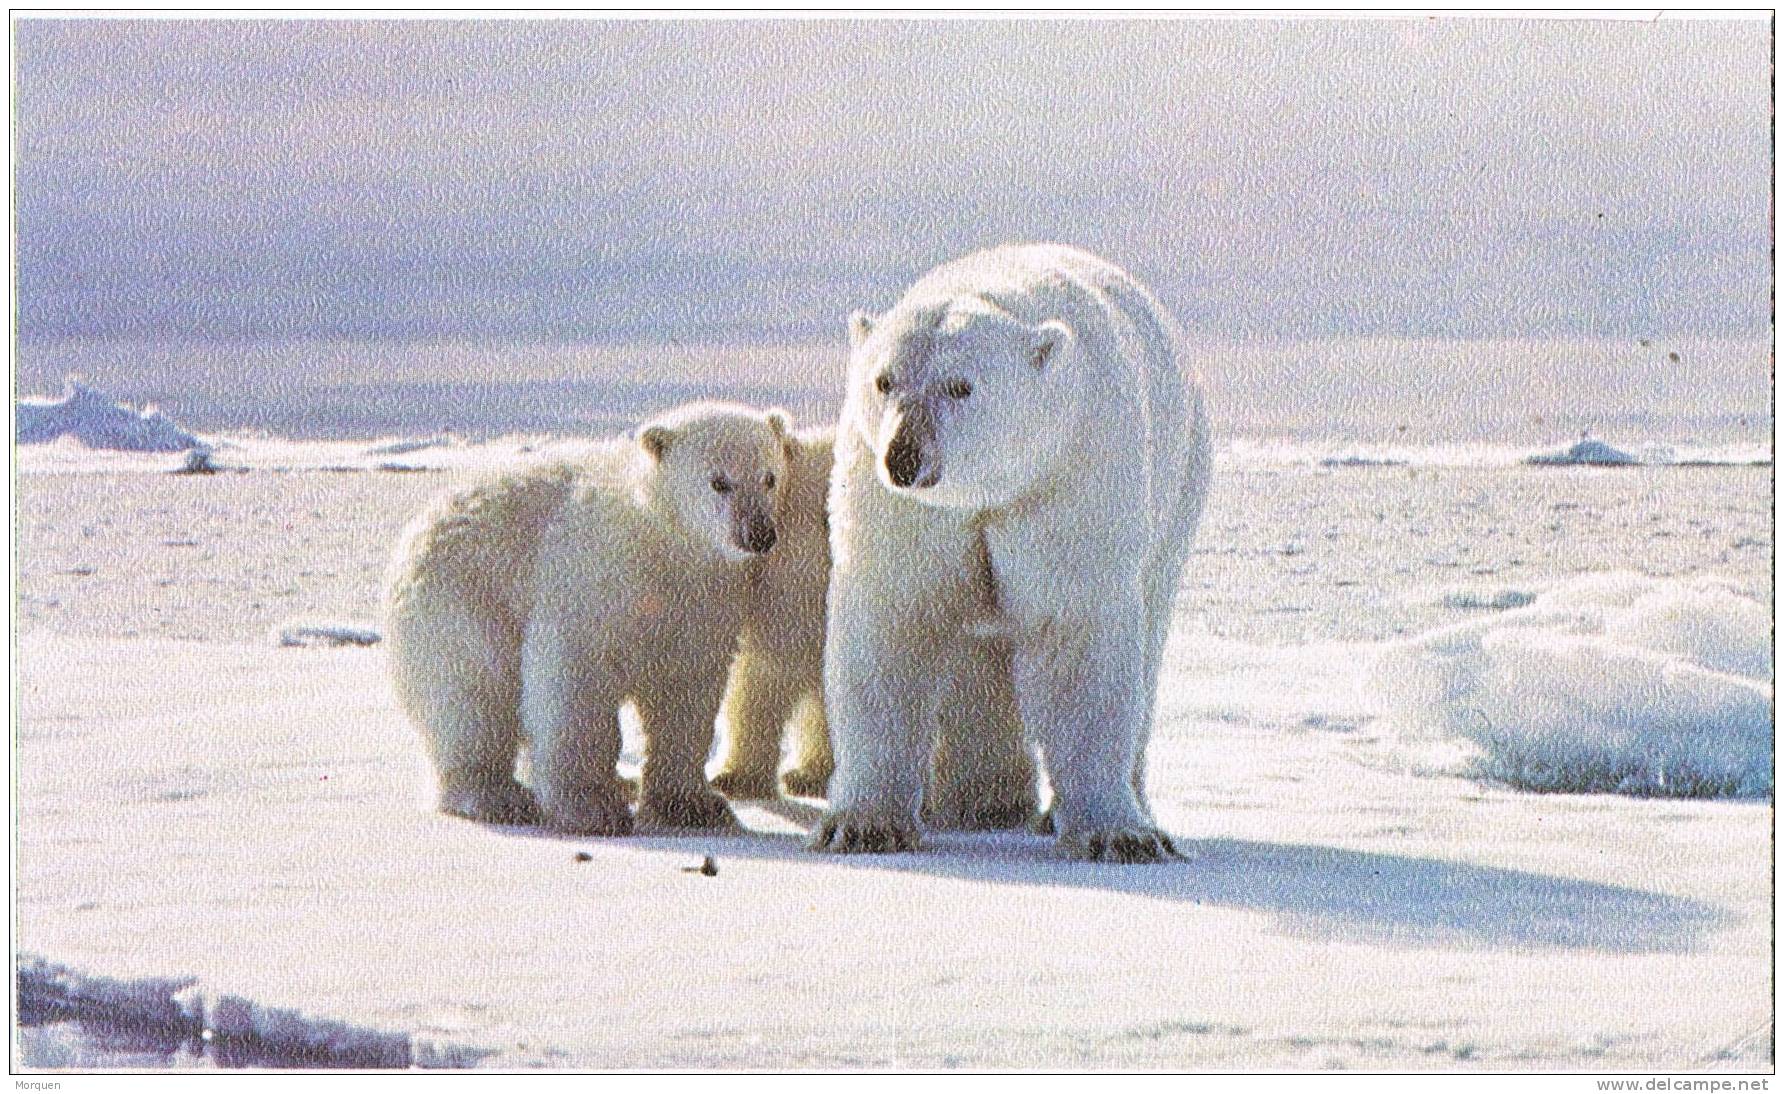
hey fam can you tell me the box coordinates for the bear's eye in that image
[874,373,893,395]
[762,471,777,490]
[942,379,973,400]
[710,474,732,495]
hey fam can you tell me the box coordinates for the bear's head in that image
[635,402,794,561]
[847,299,1082,510]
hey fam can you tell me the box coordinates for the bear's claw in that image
[639,786,740,831]
[807,810,920,854]
[1060,826,1185,864]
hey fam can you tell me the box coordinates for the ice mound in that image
[17,378,204,452]
[274,621,382,648]
[363,435,460,456]
[1435,586,1541,611]
[1524,437,1639,467]
[1519,437,1772,468]
[1370,572,1773,797]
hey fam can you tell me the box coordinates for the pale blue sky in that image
[13,17,1772,343]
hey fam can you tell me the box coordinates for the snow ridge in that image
[1371,573,1774,797]
[18,954,489,1069]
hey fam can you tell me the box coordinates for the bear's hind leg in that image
[780,693,834,798]
[1134,529,1197,822]
[925,639,1038,831]
[1130,599,1176,823]
[438,773,541,826]
[525,703,631,836]
[389,600,538,825]
[426,706,537,825]
[520,621,633,836]
[1015,606,1179,864]
[710,646,799,800]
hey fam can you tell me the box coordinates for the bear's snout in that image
[740,516,778,555]
[885,430,924,489]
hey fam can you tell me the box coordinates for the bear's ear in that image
[1028,320,1074,371]
[765,408,793,438]
[848,310,876,348]
[637,424,674,460]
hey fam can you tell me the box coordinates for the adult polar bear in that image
[810,244,1212,863]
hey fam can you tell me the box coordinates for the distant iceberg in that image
[17,379,204,452]
[363,435,461,456]
[1523,436,1640,467]
[1218,437,1770,471]
[1316,454,1409,468]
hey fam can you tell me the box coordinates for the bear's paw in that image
[541,784,636,837]
[806,808,921,854]
[779,763,833,799]
[438,778,543,827]
[638,786,740,831]
[709,767,782,801]
[1059,825,1185,865]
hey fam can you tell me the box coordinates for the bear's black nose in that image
[743,520,777,554]
[885,433,923,488]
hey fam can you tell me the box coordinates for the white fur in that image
[384,402,795,835]
[709,428,1039,828]
[814,244,1212,862]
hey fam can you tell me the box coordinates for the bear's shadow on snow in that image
[506,801,1729,956]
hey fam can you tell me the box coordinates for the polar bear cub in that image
[811,243,1212,863]
[710,425,837,799]
[385,401,797,835]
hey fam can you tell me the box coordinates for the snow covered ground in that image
[11,451,1773,1070]
[14,625,1771,1070]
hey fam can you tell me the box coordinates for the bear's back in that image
[387,446,634,626]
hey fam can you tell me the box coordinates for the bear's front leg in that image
[521,619,634,836]
[1014,602,1182,864]
[635,658,739,831]
[807,583,938,853]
